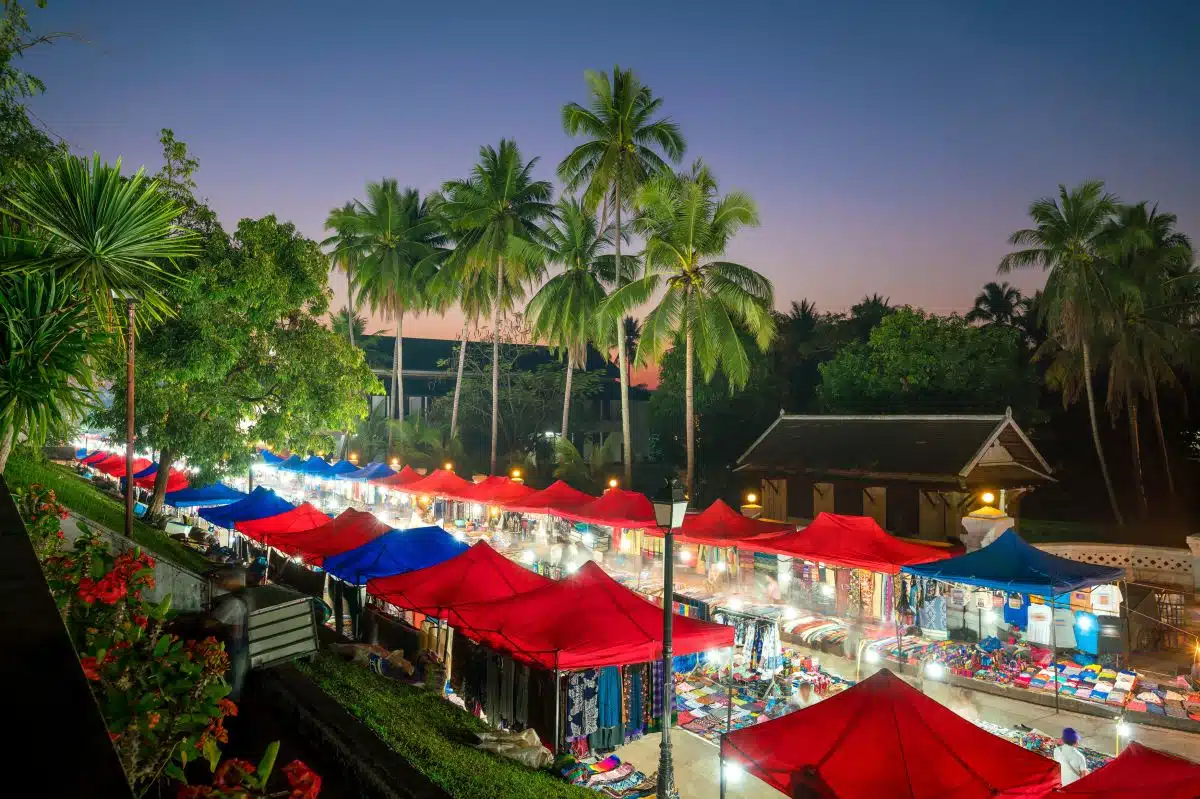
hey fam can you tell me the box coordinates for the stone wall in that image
[1036,541,1194,592]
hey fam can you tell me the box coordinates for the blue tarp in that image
[322,526,469,586]
[297,455,337,477]
[328,460,360,476]
[75,447,89,458]
[260,450,285,465]
[338,462,395,482]
[165,483,247,508]
[199,486,294,529]
[277,454,305,472]
[133,463,158,478]
[901,529,1125,597]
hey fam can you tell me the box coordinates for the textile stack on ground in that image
[557,754,657,798]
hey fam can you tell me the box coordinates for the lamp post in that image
[123,297,136,539]
[653,481,688,799]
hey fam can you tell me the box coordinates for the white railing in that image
[1036,541,1194,592]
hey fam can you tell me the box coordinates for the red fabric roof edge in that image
[133,469,189,491]
[449,561,733,670]
[450,475,511,503]
[1060,742,1200,797]
[645,499,794,545]
[750,512,950,573]
[266,508,390,565]
[553,488,657,530]
[502,480,594,514]
[373,465,424,488]
[97,456,153,477]
[235,502,330,543]
[722,669,1060,799]
[399,468,474,498]
[367,541,552,618]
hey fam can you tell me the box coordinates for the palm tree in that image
[1101,202,1196,505]
[4,154,197,329]
[331,306,367,342]
[966,281,1024,327]
[526,197,626,439]
[1000,180,1124,525]
[329,181,444,433]
[441,140,554,474]
[622,316,641,367]
[847,293,893,341]
[558,66,686,485]
[606,162,775,495]
[323,201,365,347]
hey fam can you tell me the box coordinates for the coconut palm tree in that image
[558,66,686,485]
[329,181,444,430]
[999,180,1124,525]
[440,140,554,474]
[4,154,197,330]
[966,281,1024,327]
[323,201,365,347]
[331,306,367,343]
[526,197,628,439]
[1101,202,1196,505]
[606,162,775,495]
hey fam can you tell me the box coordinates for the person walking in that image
[1052,727,1089,785]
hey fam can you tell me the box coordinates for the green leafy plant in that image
[176,743,322,799]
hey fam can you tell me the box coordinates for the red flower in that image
[213,758,255,789]
[94,574,129,605]
[77,577,100,605]
[218,698,238,718]
[146,712,161,730]
[132,614,148,628]
[283,760,322,799]
[80,657,102,681]
[176,786,209,799]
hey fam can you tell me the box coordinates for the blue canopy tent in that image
[119,462,160,492]
[199,487,294,529]
[901,529,1124,597]
[165,483,247,508]
[322,526,468,586]
[259,450,285,466]
[296,455,337,478]
[338,462,395,482]
[277,454,305,472]
[328,460,360,476]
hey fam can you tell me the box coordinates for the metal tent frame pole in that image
[1051,593,1060,712]
[552,651,561,756]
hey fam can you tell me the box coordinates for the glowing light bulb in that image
[865,649,880,664]
[724,762,744,784]
[443,462,453,471]
[728,597,744,611]
[581,532,595,547]
[821,583,835,598]
[783,606,799,621]
[746,493,757,504]
[680,550,692,564]
[607,478,618,489]
[713,560,727,573]
[925,662,945,680]
[981,491,996,505]
[521,549,536,565]
[1116,721,1132,737]
[619,537,632,553]
[1077,615,1093,631]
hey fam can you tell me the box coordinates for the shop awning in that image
[449,561,734,670]
[235,502,331,543]
[1059,742,1200,798]
[199,487,294,530]
[165,483,247,508]
[259,450,285,465]
[338,462,395,482]
[268,508,390,565]
[645,499,794,545]
[81,450,111,465]
[721,669,1059,799]
[502,480,594,514]
[373,465,423,488]
[553,488,657,530]
[322,526,468,586]
[902,529,1125,596]
[368,541,551,617]
[327,460,359,476]
[96,455,154,478]
[752,512,950,574]
[400,468,474,498]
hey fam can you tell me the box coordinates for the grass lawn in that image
[297,653,592,799]
[5,451,213,573]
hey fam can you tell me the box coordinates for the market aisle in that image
[614,728,777,799]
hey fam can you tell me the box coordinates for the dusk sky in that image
[23,0,1200,344]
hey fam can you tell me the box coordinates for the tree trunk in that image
[0,426,13,474]
[1146,357,1176,499]
[394,311,405,421]
[614,184,633,485]
[147,447,176,518]
[561,355,574,440]
[685,311,695,499]
[347,285,356,348]
[450,320,468,438]
[491,260,503,475]
[1082,342,1124,525]
[1128,400,1148,520]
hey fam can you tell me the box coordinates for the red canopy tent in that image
[81,451,111,466]
[96,455,153,478]
[1059,742,1200,798]
[502,480,594,514]
[449,560,734,670]
[235,502,331,544]
[553,488,658,529]
[372,465,424,488]
[722,669,1060,798]
[452,475,511,503]
[644,499,794,545]
[133,469,189,492]
[483,479,535,506]
[751,512,950,574]
[400,468,474,499]
[367,541,552,617]
[268,508,390,566]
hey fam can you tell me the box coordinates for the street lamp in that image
[653,481,688,799]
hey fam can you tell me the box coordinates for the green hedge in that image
[297,653,592,799]
[4,452,212,573]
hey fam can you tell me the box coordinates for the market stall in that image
[80,450,111,466]
[235,502,331,543]
[165,483,247,508]
[901,529,1128,710]
[1058,741,1200,798]
[721,668,1060,798]
[197,487,295,553]
[322,526,468,587]
[266,507,390,564]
